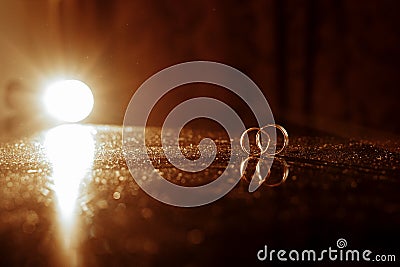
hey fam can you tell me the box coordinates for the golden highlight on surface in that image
[44,124,94,252]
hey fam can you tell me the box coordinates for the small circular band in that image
[240,127,268,156]
[240,124,289,156]
[255,128,272,155]
[256,124,289,156]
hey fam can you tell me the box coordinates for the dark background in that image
[0,2,399,266]
[1,0,400,134]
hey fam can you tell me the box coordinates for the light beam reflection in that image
[44,124,94,251]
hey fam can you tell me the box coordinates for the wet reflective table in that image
[0,124,398,266]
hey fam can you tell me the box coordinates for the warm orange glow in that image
[43,80,94,123]
[45,124,94,249]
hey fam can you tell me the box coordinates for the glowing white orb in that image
[43,79,94,122]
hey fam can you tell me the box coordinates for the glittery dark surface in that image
[0,124,398,266]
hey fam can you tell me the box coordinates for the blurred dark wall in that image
[1,0,400,134]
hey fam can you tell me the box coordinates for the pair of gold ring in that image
[239,124,289,156]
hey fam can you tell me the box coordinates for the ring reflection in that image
[240,156,289,191]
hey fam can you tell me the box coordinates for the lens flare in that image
[43,79,94,122]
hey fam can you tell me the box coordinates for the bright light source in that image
[43,79,94,122]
